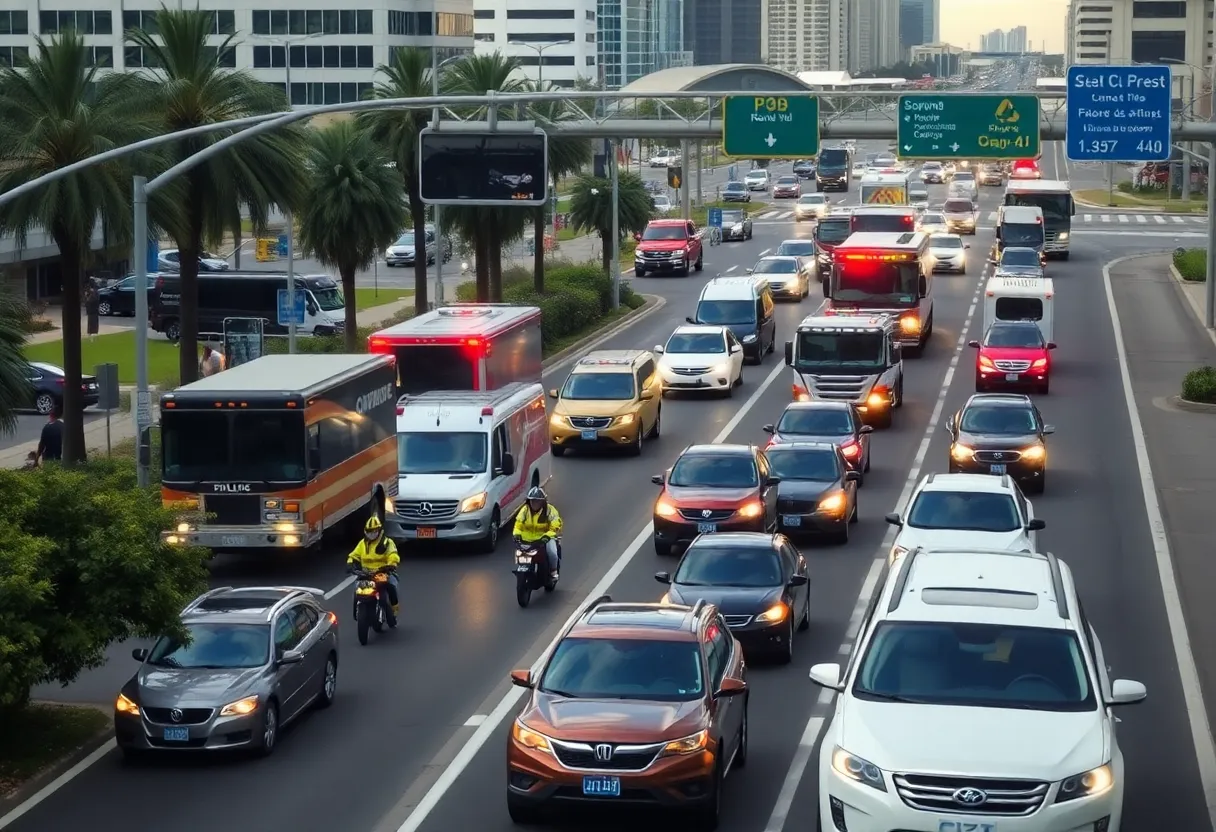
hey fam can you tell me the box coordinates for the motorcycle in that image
[513,539,558,608]
[350,566,396,645]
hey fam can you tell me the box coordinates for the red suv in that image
[970,320,1055,394]
[652,444,779,555]
[633,219,704,277]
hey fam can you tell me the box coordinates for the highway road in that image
[5,140,1213,832]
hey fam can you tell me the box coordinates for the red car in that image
[970,320,1055,394]
[1010,159,1041,179]
[772,175,802,199]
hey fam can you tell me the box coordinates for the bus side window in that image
[493,423,508,477]
[307,424,321,479]
[319,416,356,471]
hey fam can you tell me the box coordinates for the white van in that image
[983,275,1054,342]
[386,382,551,552]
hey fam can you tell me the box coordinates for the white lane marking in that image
[1102,255,1216,828]
[1155,215,1167,225]
[393,358,792,832]
[763,267,991,832]
[463,715,486,727]
[0,740,118,829]
[725,265,738,273]
[759,248,772,257]
[325,576,354,599]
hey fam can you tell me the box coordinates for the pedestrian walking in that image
[85,279,100,341]
[35,405,63,463]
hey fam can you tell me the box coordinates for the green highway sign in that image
[897,94,1040,160]
[722,96,820,159]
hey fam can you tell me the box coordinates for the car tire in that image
[680,259,690,276]
[34,392,57,415]
[798,592,811,631]
[1037,380,1049,395]
[695,253,704,272]
[849,497,859,524]
[165,320,181,343]
[654,538,672,556]
[550,444,565,457]
[478,508,501,553]
[735,699,749,767]
[777,618,794,664]
[629,428,643,456]
[1029,473,1046,495]
[648,405,662,438]
[506,792,544,825]
[98,301,112,316]
[834,516,850,545]
[315,652,337,709]
[120,747,147,764]
[255,700,279,757]
[690,760,723,831]
[863,451,871,473]
[635,267,646,277]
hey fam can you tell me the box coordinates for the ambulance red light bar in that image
[369,335,484,349]
[841,252,916,262]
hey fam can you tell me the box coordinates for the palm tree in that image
[128,6,305,385]
[567,171,652,276]
[0,33,155,463]
[443,53,529,301]
[297,122,405,350]
[359,47,434,317]
[524,82,592,293]
[0,284,35,436]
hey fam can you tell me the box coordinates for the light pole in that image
[508,40,572,89]
[431,51,468,306]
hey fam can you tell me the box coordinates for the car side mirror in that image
[654,571,672,584]
[651,474,665,485]
[1043,425,1056,435]
[762,424,775,433]
[279,649,304,666]
[766,476,781,486]
[685,316,697,325]
[716,676,748,697]
[943,420,954,434]
[745,268,753,274]
[1109,678,1147,706]
[510,669,534,689]
[640,389,655,400]
[1047,342,1057,350]
[654,345,665,354]
[501,453,516,477]
[132,648,149,662]
[787,574,809,587]
[917,275,927,298]
[1027,518,1046,531]
[964,244,971,249]
[885,512,903,527]
[731,344,742,354]
[548,388,558,399]
[783,341,793,366]
[968,340,980,348]
[809,662,843,691]
[859,425,873,434]
[845,471,861,482]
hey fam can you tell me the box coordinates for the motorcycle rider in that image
[513,486,563,580]
[347,515,401,627]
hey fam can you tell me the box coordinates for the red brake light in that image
[396,406,404,415]
[841,440,860,458]
[155,276,164,291]
[481,407,493,416]
[369,337,389,350]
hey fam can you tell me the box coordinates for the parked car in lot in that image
[24,362,99,414]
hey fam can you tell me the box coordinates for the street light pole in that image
[431,52,468,306]
[508,40,573,89]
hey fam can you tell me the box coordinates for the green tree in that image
[359,46,436,317]
[128,6,305,385]
[0,33,154,463]
[0,459,209,712]
[567,171,652,275]
[297,122,405,350]
[524,82,592,293]
[0,285,34,434]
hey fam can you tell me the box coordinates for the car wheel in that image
[550,444,566,457]
[255,700,279,757]
[777,618,794,664]
[681,259,690,276]
[1029,473,1046,494]
[834,516,850,545]
[34,392,56,415]
[690,760,723,831]
[635,267,646,277]
[506,792,544,825]
[863,450,871,473]
[695,253,704,272]
[165,320,181,343]
[648,405,662,438]
[315,652,337,709]
[849,496,859,524]
[735,367,744,387]
[1037,380,1050,395]
[478,508,501,553]
[735,698,749,767]
[654,538,672,556]
[629,427,643,456]
[98,300,112,316]
[798,591,811,631]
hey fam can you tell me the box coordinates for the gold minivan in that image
[549,350,660,456]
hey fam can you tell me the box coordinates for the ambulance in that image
[982,275,1055,343]
[859,172,910,205]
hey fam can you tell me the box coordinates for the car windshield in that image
[944,200,973,213]
[800,195,826,204]
[777,242,815,256]
[777,177,798,185]
[815,220,851,244]
[398,431,488,474]
[393,233,415,246]
[933,236,963,249]
[747,171,766,179]
[666,331,725,354]
[1002,248,1040,266]
[697,300,755,325]
[725,182,745,191]
[960,405,1037,434]
[540,637,704,701]
[669,454,759,487]
[985,325,1044,347]
[722,211,744,223]
[923,163,942,170]
[561,372,635,400]
[675,545,783,587]
[765,447,840,481]
[907,490,1021,532]
[795,331,885,370]
[922,213,945,224]
[146,623,269,669]
[653,196,670,206]
[642,225,688,241]
[854,621,1095,712]
[753,259,797,274]
[309,284,344,311]
[777,407,853,436]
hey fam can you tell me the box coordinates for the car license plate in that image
[417,527,437,539]
[220,535,246,547]
[697,522,717,534]
[1005,373,1019,382]
[162,727,189,742]
[782,515,802,527]
[582,775,621,797]
[580,429,597,441]
[938,822,996,832]
[990,464,1007,475]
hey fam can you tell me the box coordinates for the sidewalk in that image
[1109,253,1216,734]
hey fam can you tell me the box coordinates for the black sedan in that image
[722,181,751,203]
[25,362,100,413]
[763,400,872,481]
[772,175,802,199]
[792,160,816,179]
[765,443,859,543]
[655,532,809,663]
[96,274,162,317]
[946,393,1054,493]
[719,209,753,241]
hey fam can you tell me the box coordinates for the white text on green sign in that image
[898,95,1039,160]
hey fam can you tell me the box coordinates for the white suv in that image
[885,473,1043,560]
[811,547,1146,832]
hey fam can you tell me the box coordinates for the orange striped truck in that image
[160,353,398,551]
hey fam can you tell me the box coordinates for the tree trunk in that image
[600,229,612,276]
[406,175,429,316]
[489,224,503,302]
[53,231,86,464]
[475,232,490,302]
[532,205,544,293]
[340,264,359,352]
[178,179,204,386]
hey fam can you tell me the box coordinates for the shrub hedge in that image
[1172,248,1206,282]
[1181,366,1216,404]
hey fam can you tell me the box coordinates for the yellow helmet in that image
[364,515,384,535]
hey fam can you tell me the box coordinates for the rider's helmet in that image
[526,485,548,515]
[364,514,384,543]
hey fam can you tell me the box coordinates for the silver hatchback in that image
[115,586,339,759]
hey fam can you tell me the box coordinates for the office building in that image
[763,0,848,73]
[597,0,690,88]
[848,0,900,73]
[473,0,598,87]
[909,40,963,76]
[0,2,475,107]
[899,0,938,54]
[980,25,1026,53]
[981,29,1005,51]
[683,0,762,65]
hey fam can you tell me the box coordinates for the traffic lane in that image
[380,249,991,832]
[8,235,814,832]
[783,239,1210,828]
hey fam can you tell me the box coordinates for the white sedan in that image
[929,233,968,274]
[851,161,867,179]
[794,193,830,222]
[917,211,948,235]
[654,325,745,396]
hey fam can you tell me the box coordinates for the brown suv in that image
[505,597,748,829]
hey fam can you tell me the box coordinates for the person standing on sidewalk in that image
[35,405,64,464]
[199,345,223,377]
[84,279,100,341]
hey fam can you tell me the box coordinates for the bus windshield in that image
[815,219,852,244]
[818,149,848,170]
[795,331,885,371]
[852,214,915,233]
[1005,191,1071,222]
[162,410,307,483]
[832,259,919,304]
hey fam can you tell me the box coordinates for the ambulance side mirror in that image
[500,454,515,477]
[918,275,927,298]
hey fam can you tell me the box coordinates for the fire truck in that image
[821,231,935,354]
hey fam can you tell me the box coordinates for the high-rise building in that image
[899,0,937,55]
[473,0,598,87]
[597,0,690,88]
[1006,24,1027,52]
[762,0,848,73]
[848,0,900,73]
[683,0,762,66]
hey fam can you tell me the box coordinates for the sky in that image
[940,0,1069,54]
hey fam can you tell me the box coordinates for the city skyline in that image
[941,0,1066,52]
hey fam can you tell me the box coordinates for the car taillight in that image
[1031,357,1048,369]
[55,378,64,385]
[840,440,860,458]
[792,385,810,402]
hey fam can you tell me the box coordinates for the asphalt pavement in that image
[7,141,1213,832]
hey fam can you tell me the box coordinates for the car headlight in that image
[1057,232,1069,240]
[115,693,140,716]
[710,362,730,374]
[1054,763,1113,803]
[950,443,974,461]
[890,545,909,561]
[831,746,887,792]
[756,602,788,623]
[736,501,764,519]
[818,492,846,513]
[220,695,259,717]
[459,492,487,513]
[662,729,709,756]
[614,413,636,426]
[732,224,743,232]
[742,334,757,343]
[654,499,678,518]
[512,720,553,753]
[1021,444,1046,462]
[550,414,566,427]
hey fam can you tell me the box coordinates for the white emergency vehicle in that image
[983,275,1055,343]
[386,383,550,552]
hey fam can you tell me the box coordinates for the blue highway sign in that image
[277,289,305,326]
[707,208,723,228]
[1066,65,1171,162]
